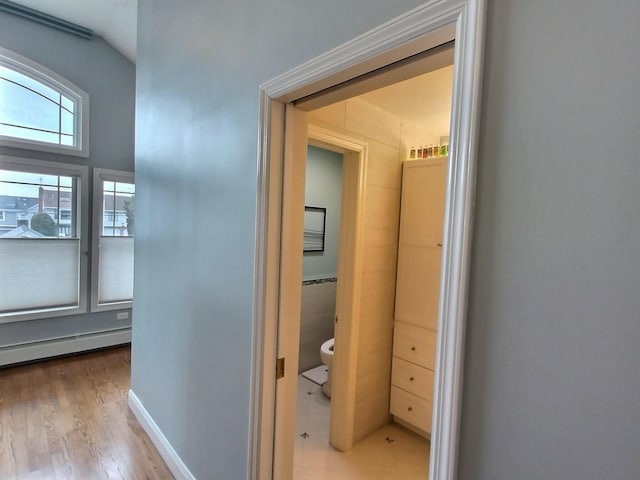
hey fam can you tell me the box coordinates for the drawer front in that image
[393,322,436,369]
[392,357,434,401]
[390,386,433,433]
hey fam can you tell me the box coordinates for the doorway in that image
[293,65,453,478]
[250,2,486,480]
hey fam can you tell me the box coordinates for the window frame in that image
[0,47,90,157]
[0,155,89,323]
[91,168,135,312]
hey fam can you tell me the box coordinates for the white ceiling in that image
[8,0,137,62]
[358,65,454,136]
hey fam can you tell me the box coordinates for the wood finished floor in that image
[0,346,173,480]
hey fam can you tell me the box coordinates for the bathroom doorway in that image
[251,2,486,479]
[292,64,454,478]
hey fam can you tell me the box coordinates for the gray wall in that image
[298,146,342,372]
[303,145,343,280]
[459,0,640,478]
[133,0,640,479]
[133,1,424,478]
[0,12,136,347]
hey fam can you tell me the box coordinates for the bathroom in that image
[294,63,453,478]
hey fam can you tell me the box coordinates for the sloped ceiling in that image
[7,0,137,62]
[4,0,452,131]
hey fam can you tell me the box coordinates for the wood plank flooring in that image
[0,346,173,480]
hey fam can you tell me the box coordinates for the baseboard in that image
[0,328,131,367]
[128,389,196,480]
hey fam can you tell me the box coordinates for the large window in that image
[0,156,88,322]
[0,47,89,156]
[91,169,134,310]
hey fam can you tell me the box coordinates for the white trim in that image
[128,390,197,480]
[0,327,130,366]
[430,1,485,478]
[0,154,89,323]
[0,47,90,157]
[249,96,284,480]
[308,124,368,452]
[250,1,486,479]
[90,167,135,312]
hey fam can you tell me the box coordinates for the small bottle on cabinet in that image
[409,146,416,159]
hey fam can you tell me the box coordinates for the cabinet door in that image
[399,158,446,247]
[395,244,441,330]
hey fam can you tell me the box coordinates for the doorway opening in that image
[293,64,454,479]
[250,2,486,480]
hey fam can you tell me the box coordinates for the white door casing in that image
[308,125,369,453]
[250,1,486,479]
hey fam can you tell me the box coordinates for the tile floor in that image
[294,375,430,479]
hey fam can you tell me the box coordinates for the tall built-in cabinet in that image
[390,157,446,437]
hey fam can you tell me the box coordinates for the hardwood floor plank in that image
[0,346,173,480]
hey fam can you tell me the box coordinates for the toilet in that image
[320,338,334,397]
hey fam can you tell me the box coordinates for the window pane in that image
[0,238,80,312]
[0,169,76,239]
[115,182,135,195]
[61,95,74,113]
[102,181,134,237]
[0,124,60,145]
[0,65,59,103]
[1,79,61,132]
[61,109,73,135]
[0,169,61,188]
[99,236,134,303]
[0,58,82,151]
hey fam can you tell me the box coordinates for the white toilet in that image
[320,338,334,397]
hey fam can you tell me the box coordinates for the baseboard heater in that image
[0,327,131,367]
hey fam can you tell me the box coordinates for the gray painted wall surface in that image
[459,1,640,478]
[0,12,135,347]
[133,1,424,478]
[303,145,343,280]
[134,0,640,478]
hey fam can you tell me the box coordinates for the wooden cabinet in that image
[390,158,446,437]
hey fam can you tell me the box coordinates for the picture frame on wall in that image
[303,206,326,252]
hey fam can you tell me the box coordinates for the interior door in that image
[272,104,307,480]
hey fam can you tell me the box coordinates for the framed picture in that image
[303,206,326,252]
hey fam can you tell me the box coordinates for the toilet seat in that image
[320,338,334,356]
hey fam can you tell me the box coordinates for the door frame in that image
[249,1,486,479]
[308,125,369,453]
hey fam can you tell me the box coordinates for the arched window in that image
[0,47,89,156]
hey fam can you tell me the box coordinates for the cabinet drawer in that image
[390,386,433,433]
[393,322,436,369]
[392,357,434,401]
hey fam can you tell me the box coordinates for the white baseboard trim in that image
[128,389,196,480]
[0,328,131,367]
